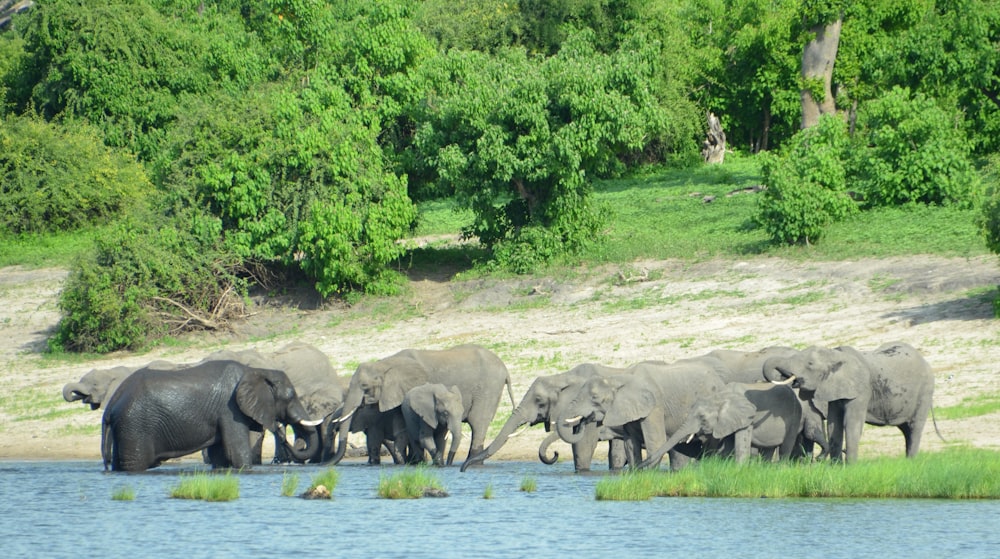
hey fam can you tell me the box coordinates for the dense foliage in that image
[0,0,998,350]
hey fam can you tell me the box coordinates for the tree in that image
[799,1,843,129]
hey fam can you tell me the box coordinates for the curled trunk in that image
[556,413,587,445]
[636,418,699,469]
[538,431,560,464]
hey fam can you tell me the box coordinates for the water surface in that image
[1,460,995,558]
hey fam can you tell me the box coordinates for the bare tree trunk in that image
[800,17,842,129]
[702,112,726,164]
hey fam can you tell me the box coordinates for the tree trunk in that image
[701,112,726,164]
[800,17,842,129]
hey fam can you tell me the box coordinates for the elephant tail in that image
[504,372,516,410]
[930,405,947,443]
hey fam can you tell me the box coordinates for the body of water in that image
[1,460,996,558]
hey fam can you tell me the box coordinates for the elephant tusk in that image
[563,415,582,426]
[685,433,695,444]
[508,424,529,438]
[300,418,323,427]
[333,409,355,424]
[771,374,796,386]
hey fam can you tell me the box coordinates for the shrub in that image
[851,87,981,208]
[755,115,858,245]
[49,210,245,353]
[0,114,150,234]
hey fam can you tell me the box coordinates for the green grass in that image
[936,392,1000,420]
[307,468,340,494]
[377,467,446,499]
[594,448,1000,501]
[169,472,240,501]
[111,485,136,501]
[519,476,537,493]
[281,471,300,497]
[482,483,494,499]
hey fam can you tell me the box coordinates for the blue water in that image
[1,460,997,559]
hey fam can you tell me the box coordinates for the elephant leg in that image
[571,423,600,472]
[608,439,627,470]
[902,411,927,458]
[826,401,846,462]
[733,427,752,463]
[842,401,867,464]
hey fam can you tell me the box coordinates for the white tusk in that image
[685,433,695,444]
[771,374,796,386]
[333,409,355,424]
[563,415,582,425]
[299,418,324,427]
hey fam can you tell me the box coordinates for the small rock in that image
[301,485,331,500]
[422,487,449,498]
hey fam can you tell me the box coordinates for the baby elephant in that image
[401,384,464,466]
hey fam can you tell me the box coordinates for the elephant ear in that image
[603,386,657,428]
[236,367,279,431]
[711,391,757,439]
[814,355,863,402]
[413,391,439,428]
[379,366,427,412]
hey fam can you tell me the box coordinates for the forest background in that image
[0,0,999,355]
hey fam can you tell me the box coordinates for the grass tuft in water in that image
[483,483,494,499]
[281,471,300,497]
[596,449,1000,501]
[111,485,136,501]
[377,467,447,499]
[519,475,537,493]
[169,472,240,501]
[304,468,339,497]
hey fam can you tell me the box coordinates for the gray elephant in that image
[63,360,178,410]
[558,357,728,470]
[704,346,829,460]
[402,383,464,466]
[101,360,321,471]
[637,382,803,467]
[461,362,635,472]
[346,404,409,465]
[763,341,936,463]
[328,344,514,465]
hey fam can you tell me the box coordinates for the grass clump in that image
[302,468,339,500]
[281,471,300,497]
[519,476,537,493]
[936,392,1000,420]
[111,485,136,501]
[483,483,494,499]
[169,472,240,502]
[596,449,1000,501]
[377,467,447,499]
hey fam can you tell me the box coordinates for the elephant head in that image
[328,358,429,464]
[63,366,135,410]
[762,345,867,403]
[235,367,323,462]
[557,375,631,444]
[636,385,757,468]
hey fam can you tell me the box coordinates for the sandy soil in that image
[2,252,999,464]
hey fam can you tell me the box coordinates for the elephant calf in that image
[402,384,464,466]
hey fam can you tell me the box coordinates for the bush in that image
[755,115,858,245]
[0,114,150,234]
[49,210,245,353]
[851,87,981,208]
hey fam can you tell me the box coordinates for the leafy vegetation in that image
[595,449,1000,500]
[1,0,999,350]
[110,485,136,501]
[307,468,340,495]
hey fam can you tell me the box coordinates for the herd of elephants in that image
[60,340,938,473]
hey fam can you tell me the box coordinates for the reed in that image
[169,472,240,501]
[519,476,537,493]
[111,485,135,501]
[281,471,300,497]
[307,469,339,494]
[595,449,1000,501]
[377,467,446,499]
[483,483,494,499]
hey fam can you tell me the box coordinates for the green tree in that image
[407,30,678,271]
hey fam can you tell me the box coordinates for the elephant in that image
[328,344,514,465]
[703,346,830,460]
[347,404,409,465]
[558,357,728,470]
[637,382,803,468]
[101,359,322,472]
[63,360,178,410]
[401,383,464,466]
[461,362,636,472]
[762,341,936,463]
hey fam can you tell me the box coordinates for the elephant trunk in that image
[636,417,700,469]
[556,409,588,445]
[460,406,533,471]
[326,389,364,464]
[763,358,796,385]
[62,382,86,403]
[538,431,561,464]
[284,421,321,463]
[446,418,462,466]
